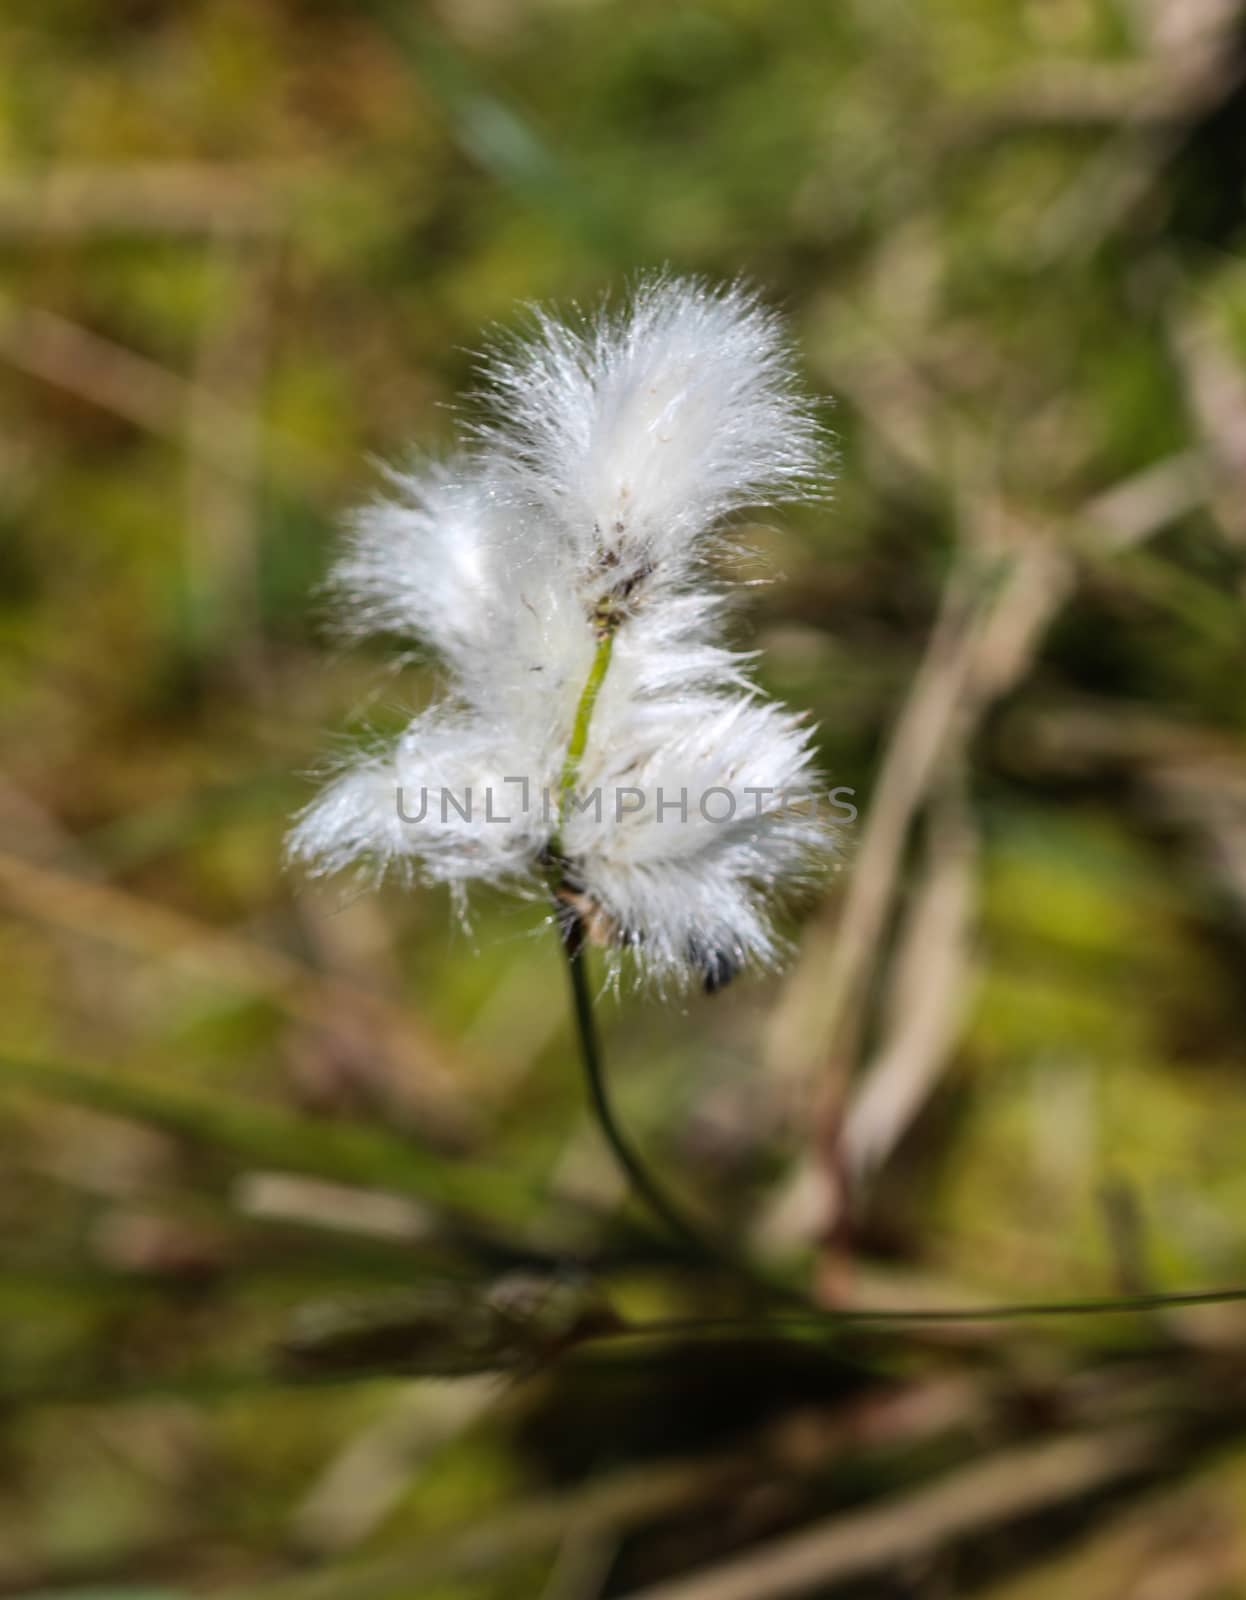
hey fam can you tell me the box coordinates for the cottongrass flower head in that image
[289,275,833,991]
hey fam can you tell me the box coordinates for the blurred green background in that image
[3,0,1246,1595]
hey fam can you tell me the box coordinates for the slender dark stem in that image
[550,614,744,1274]
[555,921,1246,1330]
[556,1283,1246,1347]
[559,916,723,1266]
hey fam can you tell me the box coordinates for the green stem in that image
[585,1281,1246,1335]
[559,916,727,1265]
[549,621,742,1274]
[550,619,788,1297]
[556,628,614,835]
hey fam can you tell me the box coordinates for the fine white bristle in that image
[289,275,835,989]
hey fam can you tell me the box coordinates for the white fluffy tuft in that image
[476,275,822,598]
[290,275,834,989]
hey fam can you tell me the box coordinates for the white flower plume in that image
[289,275,834,989]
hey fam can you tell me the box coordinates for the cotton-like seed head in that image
[475,275,824,600]
[560,693,827,988]
[289,275,835,989]
[332,460,505,666]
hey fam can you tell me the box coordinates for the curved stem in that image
[554,920,1246,1330]
[550,620,782,1293]
[559,915,722,1264]
[573,1281,1246,1340]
